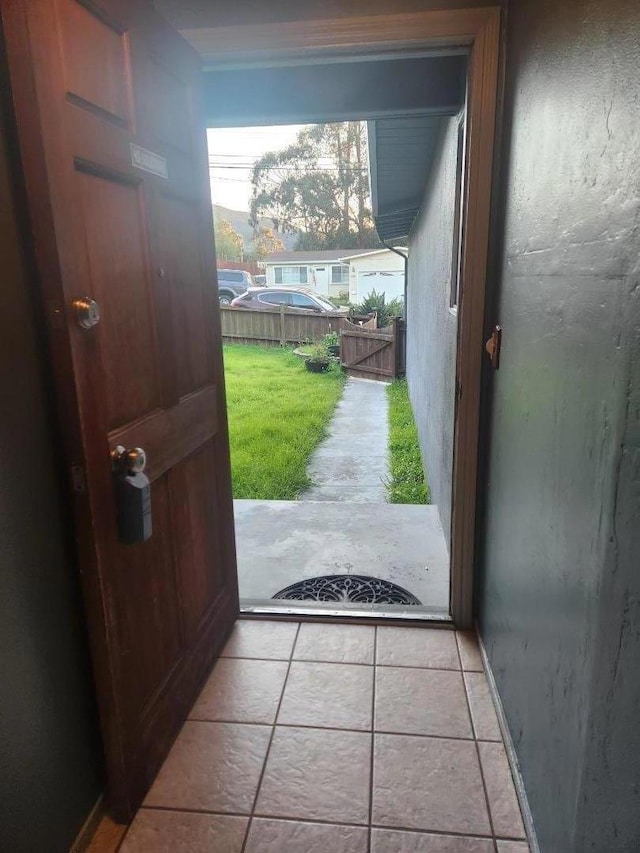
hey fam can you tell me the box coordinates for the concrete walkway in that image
[301,378,390,502]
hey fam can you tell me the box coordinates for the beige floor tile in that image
[375,667,472,738]
[190,658,288,724]
[144,721,271,813]
[478,742,526,839]
[371,828,494,852]
[278,661,373,730]
[456,631,484,671]
[293,623,375,664]
[120,810,247,853]
[256,726,371,824]
[376,628,459,670]
[245,818,368,852]
[372,734,491,835]
[464,672,502,741]
[222,620,299,660]
[496,842,530,852]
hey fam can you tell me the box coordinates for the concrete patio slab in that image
[234,499,449,610]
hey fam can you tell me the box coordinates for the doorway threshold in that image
[240,599,453,625]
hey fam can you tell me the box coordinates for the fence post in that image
[391,316,399,379]
[279,303,286,346]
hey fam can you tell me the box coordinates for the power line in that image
[209,164,368,172]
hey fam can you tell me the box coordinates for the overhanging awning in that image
[368,115,452,242]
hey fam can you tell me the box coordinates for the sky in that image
[207,125,307,212]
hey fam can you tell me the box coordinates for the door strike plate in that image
[485,325,502,370]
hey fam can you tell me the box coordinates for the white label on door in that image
[130,143,168,179]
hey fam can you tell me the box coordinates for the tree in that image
[250,122,381,250]
[214,218,244,261]
[246,226,285,262]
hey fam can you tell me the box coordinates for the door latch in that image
[485,325,502,370]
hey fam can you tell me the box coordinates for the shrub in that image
[356,289,404,328]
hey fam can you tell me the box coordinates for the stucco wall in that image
[477,1,640,851]
[0,64,103,852]
[406,118,459,548]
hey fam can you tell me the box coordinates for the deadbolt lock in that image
[72,296,100,329]
[111,445,147,475]
[111,446,152,545]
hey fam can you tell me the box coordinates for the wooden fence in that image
[215,259,262,275]
[340,317,406,382]
[220,305,376,346]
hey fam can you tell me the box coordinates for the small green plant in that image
[328,294,352,307]
[306,343,331,364]
[323,331,340,347]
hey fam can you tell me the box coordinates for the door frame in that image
[183,7,500,628]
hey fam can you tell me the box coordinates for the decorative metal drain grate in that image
[273,574,421,606]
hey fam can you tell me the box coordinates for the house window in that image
[331,264,349,285]
[274,265,308,285]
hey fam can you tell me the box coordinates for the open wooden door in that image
[3,0,238,819]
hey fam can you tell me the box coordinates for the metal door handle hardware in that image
[72,296,100,329]
[111,445,147,475]
[111,446,152,544]
[485,325,502,370]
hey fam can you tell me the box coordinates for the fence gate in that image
[340,318,405,382]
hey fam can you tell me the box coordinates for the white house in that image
[263,249,359,297]
[340,247,406,304]
[264,247,406,302]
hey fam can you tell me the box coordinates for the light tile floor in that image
[119,620,529,853]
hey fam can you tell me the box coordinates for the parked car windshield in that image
[314,295,339,311]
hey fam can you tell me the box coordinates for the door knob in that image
[72,296,100,329]
[111,445,147,475]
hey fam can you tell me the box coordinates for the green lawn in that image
[223,344,345,499]
[386,379,430,504]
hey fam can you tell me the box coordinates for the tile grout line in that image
[240,622,301,853]
[186,716,490,741]
[367,627,378,853]
[220,654,465,673]
[456,632,498,852]
[243,627,302,850]
[139,803,502,840]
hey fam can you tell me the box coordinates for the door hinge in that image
[485,325,502,370]
[70,463,87,494]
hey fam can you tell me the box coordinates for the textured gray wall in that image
[407,118,459,547]
[0,76,103,851]
[477,0,640,851]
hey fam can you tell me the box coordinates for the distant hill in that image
[213,204,296,250]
